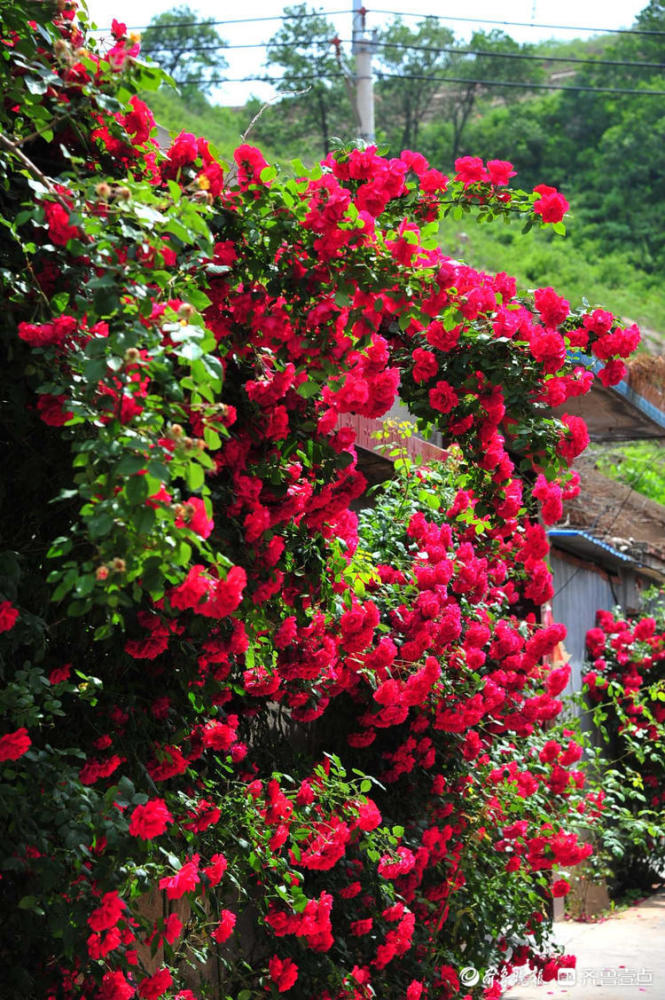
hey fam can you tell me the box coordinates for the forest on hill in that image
[139,0,665,336]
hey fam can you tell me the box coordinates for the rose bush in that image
[0,2,644,997]
[583,606,665,896]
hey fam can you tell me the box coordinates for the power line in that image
[150,40,335,51]
[186,70,665,97]
[89,7,665,38]
[185,74,348,85]
[374,71,665,97]
[169,37,665,73]
[370,9,665,37]
[88,9,353,32]
[374,40,664,71]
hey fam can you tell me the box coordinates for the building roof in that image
[553,459,665,583]
[551,353,665,441]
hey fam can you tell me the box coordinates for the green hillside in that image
[143,1,665,346]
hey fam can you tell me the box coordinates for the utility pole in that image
[351,1,375,143]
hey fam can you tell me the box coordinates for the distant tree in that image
[443,30,544,162]
[375,18,456,152]
[265,3,352,156]
[577,85,665,269]
[141,4,227,95]
[459,94,570,190]
[550,0,665,269]
[618,0,665,64]
[376,21,543,162]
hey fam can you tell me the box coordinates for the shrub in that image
[582,606,665,897]
[0,2,643,997]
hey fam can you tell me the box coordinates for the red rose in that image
[486,159,516,186]
[547,665,571,697]
[98,970,135,1000]
[534,286,570,328]
[44,201,79,245]
[412,347,438,384]
[0,727,31,762]
[429,379,459,415]
[454,155,488,186]
[356,798,382,831]
[175,497,214,539]
[128,798,173,840]
[533,184,570,224]
[88,891,125,932]
[268,955,299,992]
[212,908,236,943]
[166,131,198,168]
[164,912,182,944]
[49,663,71,684]
[159,856,200,899]
[234,144,269,189]
[552,878,571,897]
[36,393,73,426]
[0,601,19,633]
[138,968,172,1000]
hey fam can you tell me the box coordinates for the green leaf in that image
[185,463,205,491]
[188,288,212,311]
[178,341,204,362]
[203,427,222,450]
[125,475,149,504]
[296,379,320,399]
[167,179,181,203]
[87,512,114,538]
[116,455,147,476]
[18,895,44,915]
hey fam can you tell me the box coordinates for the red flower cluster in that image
[1,7,646,998]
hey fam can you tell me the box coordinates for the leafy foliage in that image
[0,3,647,999]
[139,4,228,96]
[583,608,665,896]
[262,3,352,157]
[375,17,457,152]
[592,442,665,505]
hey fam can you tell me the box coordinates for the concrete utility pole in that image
[351,0,375,143]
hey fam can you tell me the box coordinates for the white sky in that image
[82,0,649,105]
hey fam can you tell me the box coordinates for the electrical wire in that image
[183,74,348,85]
[373,40,664,71]
[370,9,665,37]
[188,71,665,98]
[166,37,665,74]
[89,7,665,37]
[373,70,665,96]
[88,10,354,32]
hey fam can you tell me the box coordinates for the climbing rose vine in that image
[0,2,642,998]
[583,607,665,894]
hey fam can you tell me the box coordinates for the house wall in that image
[550,549,640,699]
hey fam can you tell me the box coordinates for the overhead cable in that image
[370,8,665,37]
[89,10,354,32]
[171,37,665,73]
[186,71,665,96]
[90,7,665,37]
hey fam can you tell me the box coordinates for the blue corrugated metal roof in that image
[547,528,634,565]
[568,351,665,433]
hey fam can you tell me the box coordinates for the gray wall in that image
[550,551,638,698]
